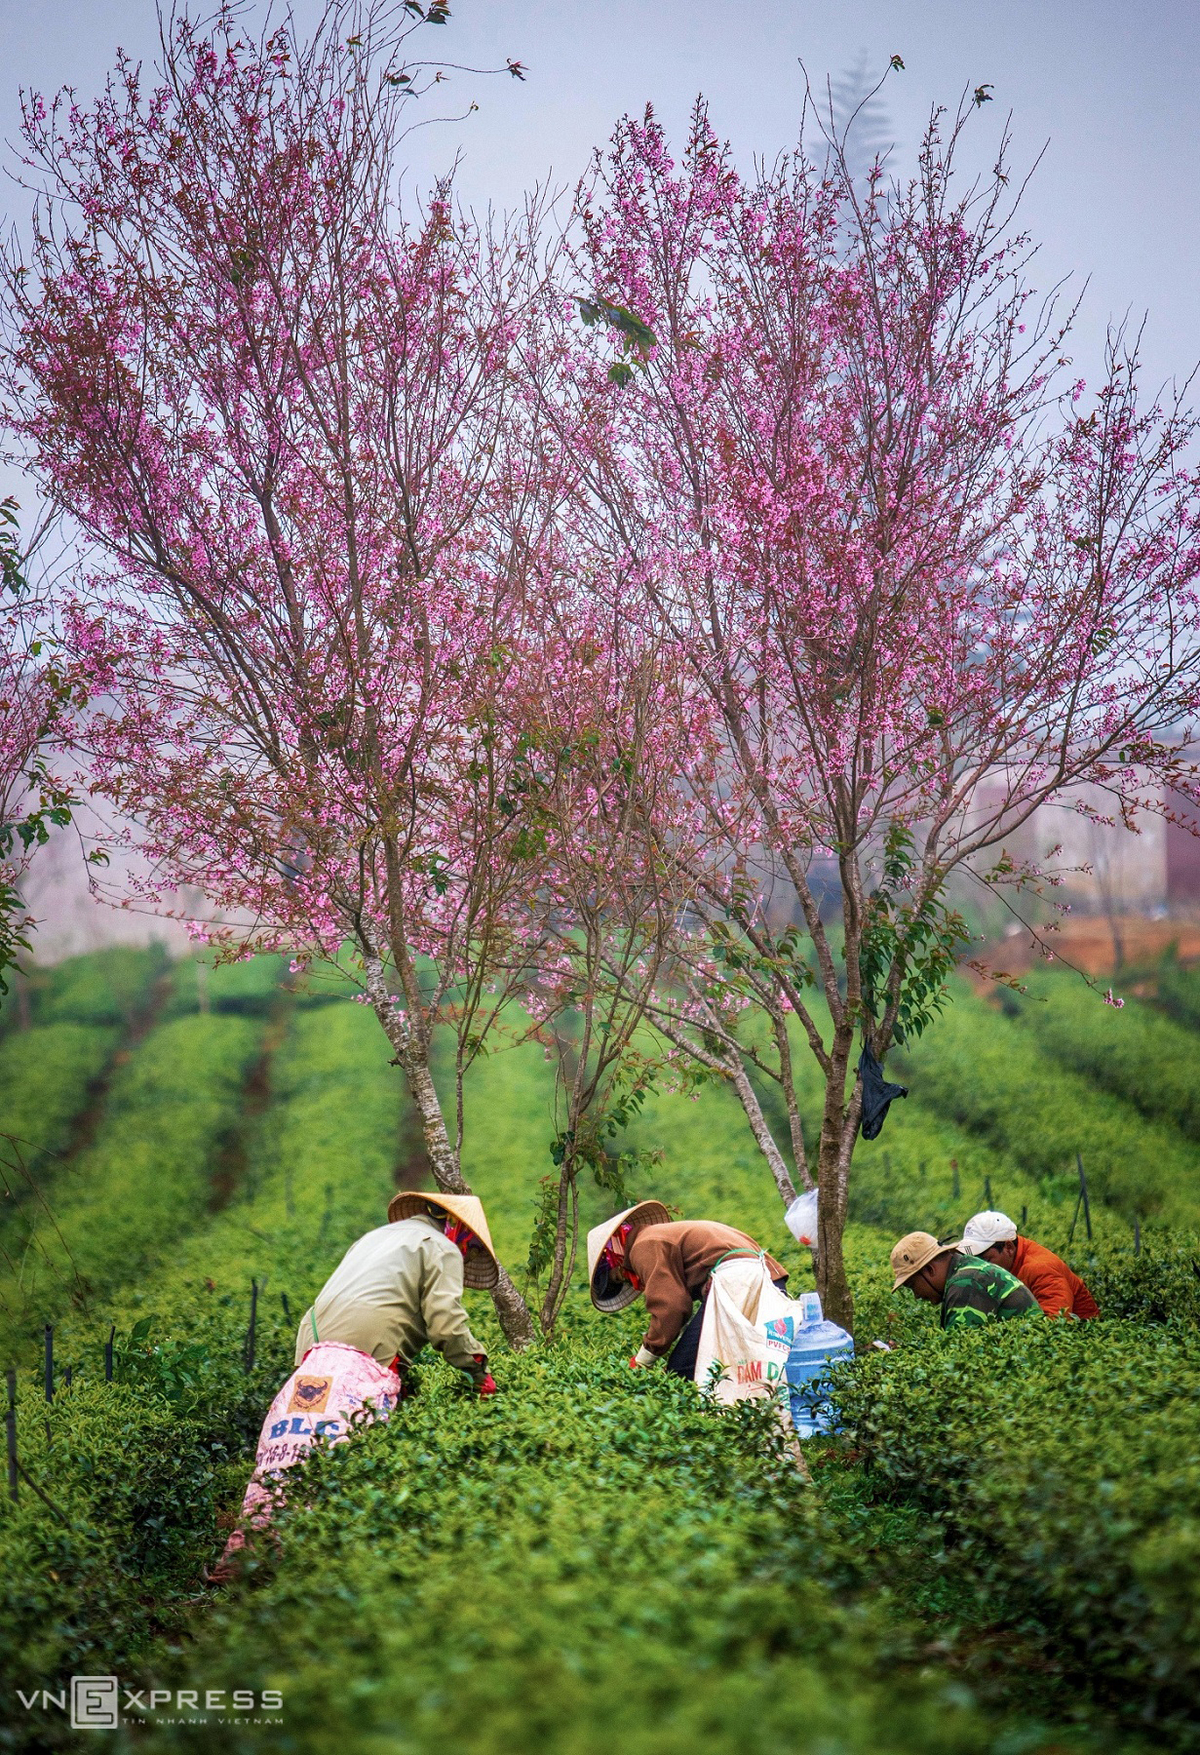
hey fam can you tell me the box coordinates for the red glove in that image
[627,1356,640,1369]
[471,1353,496,1397]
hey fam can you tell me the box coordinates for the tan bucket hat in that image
[586,1201,672,1312]
[890,1229,955,1291]
[388,1190,499,1290]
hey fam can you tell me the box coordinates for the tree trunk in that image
[771,1016,814,1193]
[539,1155,578,1339]
[363,960,536,1349]
[727,1059,800,1207]
[812,1039,861,1334]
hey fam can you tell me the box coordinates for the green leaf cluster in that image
[861,825,970,1045]
[830,1319,1200,1740]
[578,293,658,386]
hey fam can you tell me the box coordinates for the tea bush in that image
[0,1022,121,1315]
[1062,1232,1200,1323]
[1152,955,1200,1032]
[132,1339,1084,1755]
[830,1318,1200,1741]
[0,1023,117,1176]
[0,998,411,1738]
[83,998,412,1450]
[896,985,1200,1226]
[163,952,290,1020]
[1008,970,1200,1139]
[1,1013,265,1346]
[3,944,170,1032]
[2,950,1196,1753]
[0,1375,229,1752]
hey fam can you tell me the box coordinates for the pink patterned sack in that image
[220,1341,400,1562]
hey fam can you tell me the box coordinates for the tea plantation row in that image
[0,949,1198,1752]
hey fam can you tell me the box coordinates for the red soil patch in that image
[966,915,1200,986]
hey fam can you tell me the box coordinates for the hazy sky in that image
[0,0,1196,393]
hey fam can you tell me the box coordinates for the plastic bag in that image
[220,1341,400,1564]
[785,1186,818,1247]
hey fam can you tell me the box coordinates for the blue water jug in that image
[785,1306,854,1438]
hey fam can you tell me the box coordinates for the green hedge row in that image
[0,999,414,1747]
[0,1022,118,1165]
[1,964,1188,1751]
[1007,970,1200,1139]
[162,952,290,1021]
[0,1374,230,1750]
[2,945,170,1033]
[896,985,1200,1227]
[829,1319,1200,1741]
[1,1013,266,1349]
[85,997,414,1440]
[1153,957,1200,1033]
[129,1340,1067,1755]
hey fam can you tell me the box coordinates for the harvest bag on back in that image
[693,1255,796,1408]
[220,1341,400,1563]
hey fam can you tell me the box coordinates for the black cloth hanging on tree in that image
[858,1046,908,1140]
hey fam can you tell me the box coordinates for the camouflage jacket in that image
[940,1253,1041,1331]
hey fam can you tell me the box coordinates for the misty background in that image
[1,0,1195,389]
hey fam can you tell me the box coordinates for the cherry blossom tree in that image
[518,617,703,1337]
[1,3,551,1344]
[556,100,1200,1327]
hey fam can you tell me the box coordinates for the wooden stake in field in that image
[244,1279,258,1374]
[5,1368,17,1503]
[1068,1153,1093,1247]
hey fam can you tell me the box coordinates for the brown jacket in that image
[1013,1235,1099,1319]
[627,1220,787,1357]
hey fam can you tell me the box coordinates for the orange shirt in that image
[1013,1235,1099,1319]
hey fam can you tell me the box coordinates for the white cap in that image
[959,1209,1018,1253]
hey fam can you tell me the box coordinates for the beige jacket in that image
[296,1215,487,1373]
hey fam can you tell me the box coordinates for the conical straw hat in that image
[388,1190,499,1290]
[586,1201,672,1312]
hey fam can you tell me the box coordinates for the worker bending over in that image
[587,1202,789,1375]
[959,1210,1099,1318]
[295,1190,498,1390]
[890,1230,1041,1329]
[212,1191,497,1581]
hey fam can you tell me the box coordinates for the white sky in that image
[0,0,1196,390]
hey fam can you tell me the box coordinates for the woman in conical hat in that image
[586,1202,673,1313]
[587,1203,789,1376]
[212,1187,499,1582]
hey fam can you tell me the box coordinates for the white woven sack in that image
[693,1255,797,1407]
